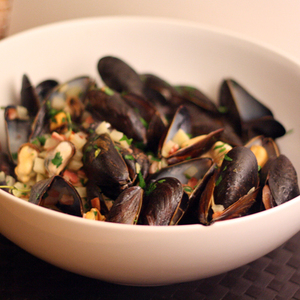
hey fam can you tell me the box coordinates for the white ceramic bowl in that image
[0,17,300,286]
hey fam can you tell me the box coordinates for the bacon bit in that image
[51,131,66,141]
[63,169,79,184]
[168,144,180,156]
[91,197,101,211]
[6,108,17,120]
[84,115,94,124]
[77,169,86,178]
[187,177,198,188]
[212,211,224,219]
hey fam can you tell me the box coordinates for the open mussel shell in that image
[98,56,145,96]
[159,105,191,157]
[141,177,188,225]
[218,78,284,140]
[147,157,213,186]
[44,141,76,177]
[35,79,59,102]
[106,186,143,224]
[47,76,95,122]
[83,133,131,199]
[29,175,83,217]
[86,89,147,143]
[4,105,32,163]
[262,155,299,208]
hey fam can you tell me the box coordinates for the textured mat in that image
[1,231,300,300]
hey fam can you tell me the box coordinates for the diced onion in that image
[172,129,190,147]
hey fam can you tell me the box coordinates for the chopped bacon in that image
[62,169,79,184]
[187,177,198,188]
[91,197,101,211]
[51,131,66,141]
[84,115,94,124]
[168,144,180,156]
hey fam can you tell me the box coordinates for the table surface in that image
[2,231,300,300]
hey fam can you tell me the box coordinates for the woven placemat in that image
[1,231,300,300]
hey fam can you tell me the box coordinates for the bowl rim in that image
[1,15,300,233]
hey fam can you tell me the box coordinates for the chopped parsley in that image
[224,154,233,162]
[51,152,63,168]
[124,154,135,160]
[183,186,193,193]
[138,172,146,189]
[215,175,222,187]
[139,117,149,129]
[218,106,229,114]
[145,181,157,196]
[120,134,133,146]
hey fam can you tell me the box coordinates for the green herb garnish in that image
[124,154,135,160]
[218,106,229,114]
[183,186,193,193]
[215,175,222,187]
[224,154,233,162]
[51,152,63,168]
[120,134,133,146]
[138,172,146,189]
[140,117,149,129]
[145,182,157,196]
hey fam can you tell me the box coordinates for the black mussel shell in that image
[214,146,259,208]
[83,133,131,199]
[106,186,143,224]
[98,56,144,96]
[141,177,185,225]
[29,175,83,217]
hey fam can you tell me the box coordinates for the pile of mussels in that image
[1,56,299,226]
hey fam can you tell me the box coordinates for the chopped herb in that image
[120,134,133,146]
[133,142,146,150]
[187,133,193,138]
[214,143,225,150]
[94,148,101,158]
[51,152,63,168]
[145,182,157,196]
[223,165,227,172]
[88,128,95,134]
[218,106,229,113]
[185,174,191,180]
[114,145,121,151]
[37,135,46,146]
[215,175,222,186]
[183,186,193,193]
[103,86,114,96]
[224,154,233,161]
[258,165,261,172]
[285,129,294,135]
[133,108,140,113]
[124,154,135,160]
[31,139,40,146]
[138,172,146,189]
[93,145,99,149]
[158,179,166,184]
[219,147,227,153]
[139,117,149,129]
[11,152,18,161]
[93,210,98,217]
[150,156,160,162]
[185,156,192,160]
